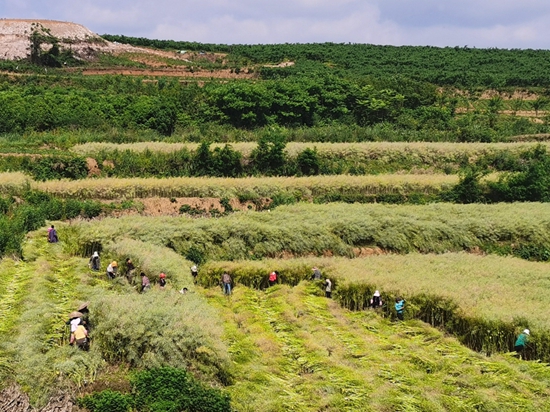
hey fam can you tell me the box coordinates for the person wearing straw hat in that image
[78,302,91,331]
[514,329,530,358]
[66,311,83,345]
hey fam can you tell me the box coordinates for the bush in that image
[79,390,132,412]
[296,147,320,175]
[90,292,228,381]
[131,367,231,412]
[251,129,287,175]
[80,368,231,412]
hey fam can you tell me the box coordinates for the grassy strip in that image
[197,255,550,362]
[66,202,550,262]
[204,282,550,411]
[23,174,457,200]
[73,140,550,159]
[70,141,549,177]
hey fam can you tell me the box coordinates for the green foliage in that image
[71,202,550,264]
[131,367,231,412]
[251,129,287,175]
[444,167,487,203]
[79,390,132,412]
[80,368,231,412]
[91,292,228,380]
[296,147,320,175]
[26,155,88,181]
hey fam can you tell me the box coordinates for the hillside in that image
[3,20,550,412]
[2,230,550,411]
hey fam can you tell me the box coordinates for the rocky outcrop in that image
[0,19,138,61]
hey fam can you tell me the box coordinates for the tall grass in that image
[198,255,550,362]
[66,202,550,261]
[0,230,230,407]
[72,140,550,159]
[29,174,458,200]
[204,282,550,411]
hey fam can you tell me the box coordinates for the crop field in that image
[205,284,550,411]
[5,30,550,412]
[0,173,458,200]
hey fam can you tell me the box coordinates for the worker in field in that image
[141,272,151,293]
[70,323,89,351]
[395,297,405,320]
[268,271,278,287]
[66,311,82,344]
[370,290,383,308]
[125,258,136,283]
[311,267,322,280]
[159,272,167,289]
[324,278,332,298]
[514,329,530,359]
[47,225,58,243]
[89,251,100,271]
[221,272,232,295]
[78,302,91,331]
[106,261,118,279]
[191,265,198,284]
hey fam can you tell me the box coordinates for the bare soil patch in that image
[102,196,265,217]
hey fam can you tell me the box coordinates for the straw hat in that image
[69,311,83,319]
[77,302,90,311]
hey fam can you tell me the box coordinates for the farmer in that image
[141,272,151,293]
[159,272,167,289]
[179,287,189,294]
[66,310,83,345]
[311,267,322,280]
[78,302,91,331]
[47,225,58,243]
[71,323,89,351]
[370,290,383,308]
[221,272,232,295]
[191,265,198,284]
[125,258,136,283]
[514,329,530,358]
[268,271,278,287]
[106,261,118,279]
[89,251,100,271]
[395,297,405,320]
[324,278,332,298]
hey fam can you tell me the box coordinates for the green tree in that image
[192,142,213,176]
[251,128,287,175]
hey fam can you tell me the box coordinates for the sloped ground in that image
[205,284,550,411]
[0,234,91,411]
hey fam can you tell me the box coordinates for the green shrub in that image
[131,367,231,412]
[79,390,132,412]
[296,147,320,175]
